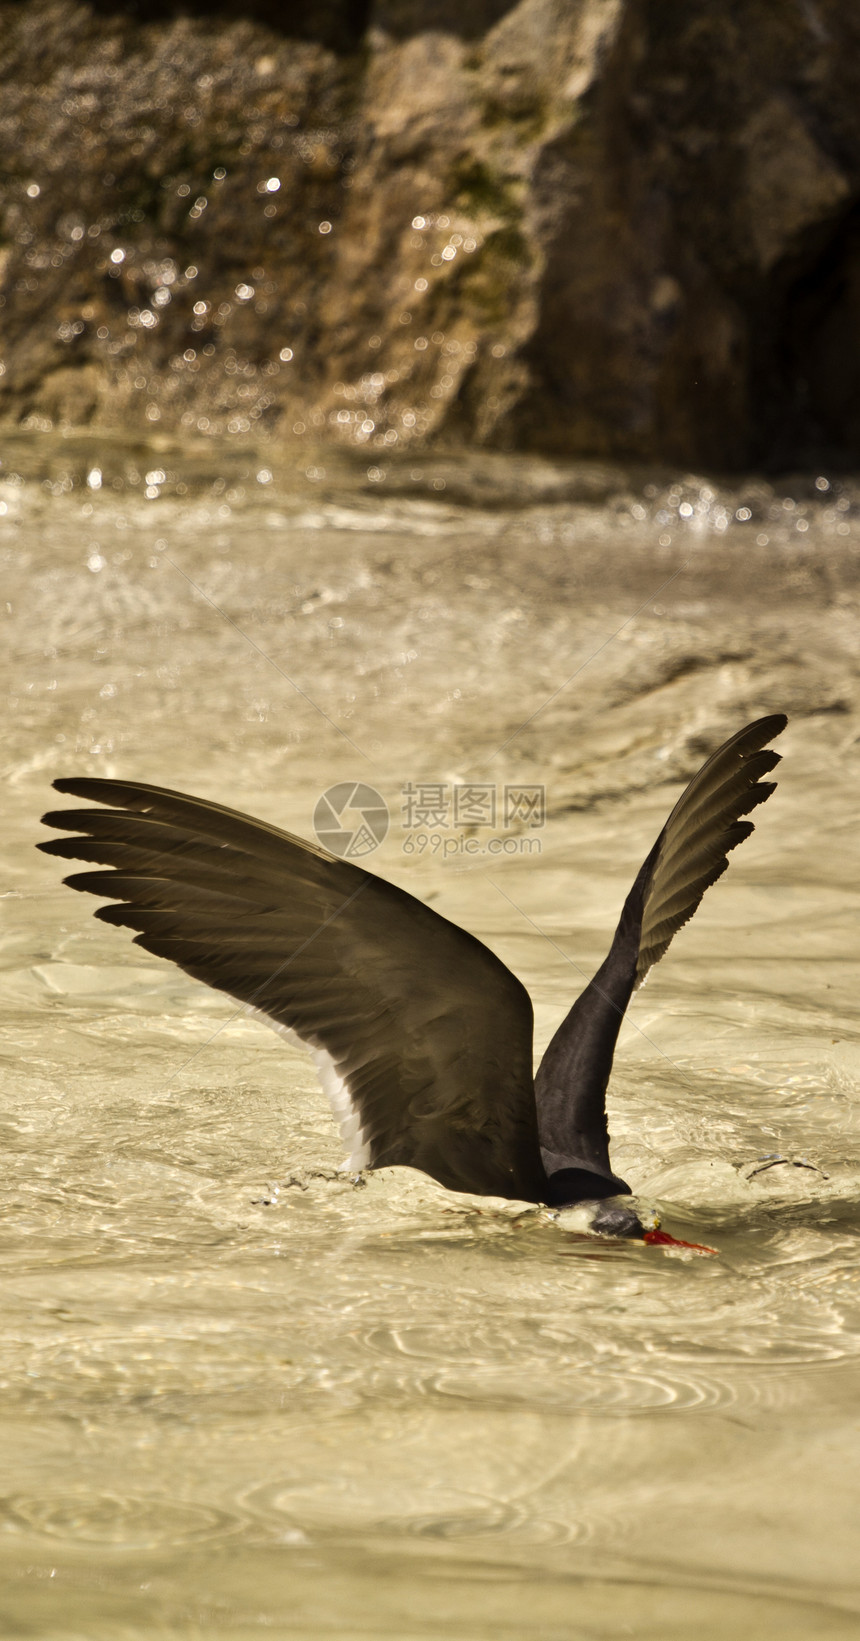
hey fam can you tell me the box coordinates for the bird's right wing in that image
[535,715,787,1185]
[39,778,546,1202]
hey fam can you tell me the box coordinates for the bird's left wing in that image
[535,715,786,1189]
[39,778,546,1202]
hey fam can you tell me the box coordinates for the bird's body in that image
[39,715,786,1228]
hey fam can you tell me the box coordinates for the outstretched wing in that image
[535,715,787,1187]
[634,715,786,984]
[39,779,546,1202]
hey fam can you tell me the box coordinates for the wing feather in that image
[534,715,786,1186]
[40,777,546,1202]
[636,721,785,983]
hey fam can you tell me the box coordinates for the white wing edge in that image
[245,1005,372,1170]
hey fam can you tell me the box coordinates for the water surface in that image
[3,434,860,1637]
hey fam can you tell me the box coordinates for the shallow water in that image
[3,432,860,1638]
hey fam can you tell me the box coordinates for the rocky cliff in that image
[2,0,859,467]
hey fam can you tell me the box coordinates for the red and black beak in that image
[643,1227,717,1255]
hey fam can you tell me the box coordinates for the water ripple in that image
[2,1492,240,1549]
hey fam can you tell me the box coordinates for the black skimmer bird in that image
[39,715,786,1244]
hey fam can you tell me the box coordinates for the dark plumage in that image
[38,714,786,1215]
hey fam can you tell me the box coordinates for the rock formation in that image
[1,0,859,466]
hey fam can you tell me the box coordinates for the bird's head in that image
[556,1198,717,1252]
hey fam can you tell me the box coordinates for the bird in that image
[38,714,786,1246]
